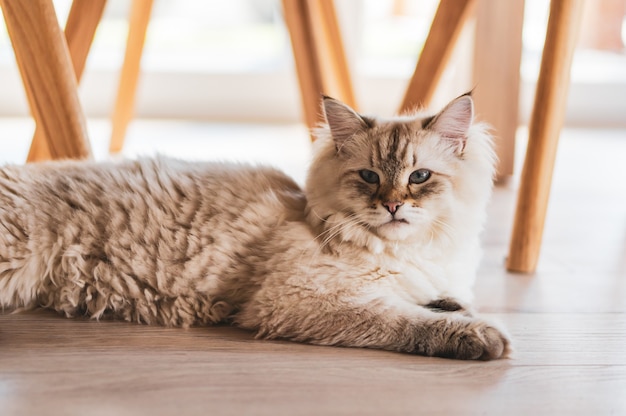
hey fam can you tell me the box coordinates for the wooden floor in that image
[1,122,625,415]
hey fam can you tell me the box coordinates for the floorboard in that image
[1,121,625,415]
[2,312,625,415]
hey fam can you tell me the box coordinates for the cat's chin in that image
[375,219,415,241]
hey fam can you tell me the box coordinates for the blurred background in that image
[0,0,625,181]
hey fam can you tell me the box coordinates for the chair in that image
[507,0,585,273]
[0,0,98,160]
[0,0,584,274]
[107,0,356,147]
[386,0,585,273]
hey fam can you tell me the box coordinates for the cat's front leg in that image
[236,294,509,361]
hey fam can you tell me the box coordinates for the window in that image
[1,0,625,126]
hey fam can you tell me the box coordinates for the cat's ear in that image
[322,96,372,151]
[423,93,473,154]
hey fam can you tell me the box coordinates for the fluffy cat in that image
[0,93,509,360]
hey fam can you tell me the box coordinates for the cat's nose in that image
[382,201,403,214]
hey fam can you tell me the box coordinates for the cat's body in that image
[0,94,510,360]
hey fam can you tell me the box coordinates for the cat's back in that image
[0,157,306,280]
[0,157,304,219]
[0,157,307,324]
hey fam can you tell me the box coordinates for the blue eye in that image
[359,169,379,184]
[409,169,431,184]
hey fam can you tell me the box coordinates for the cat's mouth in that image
[385,218,409,225]
[374,217,413,240]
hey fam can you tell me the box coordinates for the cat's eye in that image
[359,169,379,184]
[409,169,431,184]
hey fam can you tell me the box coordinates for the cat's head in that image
[305,93,496,252]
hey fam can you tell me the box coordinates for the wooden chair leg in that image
[507,0,585,273]
[27,0,107,162]
[399,0,477,113]
[309,0,357,109]
[472,0,525,178]
[1,0,92,160]
[282,0,356,135]
[282,0,325,131]
[109,0,154,154]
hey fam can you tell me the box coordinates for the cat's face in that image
[335,122,460,241]
[307,94,481,246]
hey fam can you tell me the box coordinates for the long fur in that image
[0,94,510,360]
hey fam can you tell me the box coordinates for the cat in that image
[0,93,510,360]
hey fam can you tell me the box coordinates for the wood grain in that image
[507,0,585,273]
[282,0,325,132]
[0,121,624,416]
[1,312,624,416]
[1,0,92,160]
[282,0,356,137]
[399,0,477,112]
[27,0,107,162]
[109,0,154,153]
[308,0,357,109]
[472,0,524,178]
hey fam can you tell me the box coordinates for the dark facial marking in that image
[411,181,442,200]
[388,124,411,165]
[349,177,378,201]
[378,124,411,183]
[388,125,401,161]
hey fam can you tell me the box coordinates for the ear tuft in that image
[425,93,474,153]
[322,96,370,150]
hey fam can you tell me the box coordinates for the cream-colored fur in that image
[0,94,509,360]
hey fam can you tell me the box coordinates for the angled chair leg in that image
[399,0,477,113]
[507,0,585,273]
[472,0,525,178]
[109,0,154,154]
[282,0,325,131]
[282,0,356,136]
[27,0,107,162]
[308,0,357,109]
[1,0,92,160]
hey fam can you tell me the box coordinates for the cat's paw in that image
[445,320,511,361]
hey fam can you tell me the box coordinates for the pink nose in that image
[382,201,403,214]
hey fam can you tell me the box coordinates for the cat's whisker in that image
[309,209,331,224]
[430,216,456,246]
[308,213,370,265]
[296,213,363,268]
[316,213,360,244]
[319,217,360,250]
[0,93,506,361]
